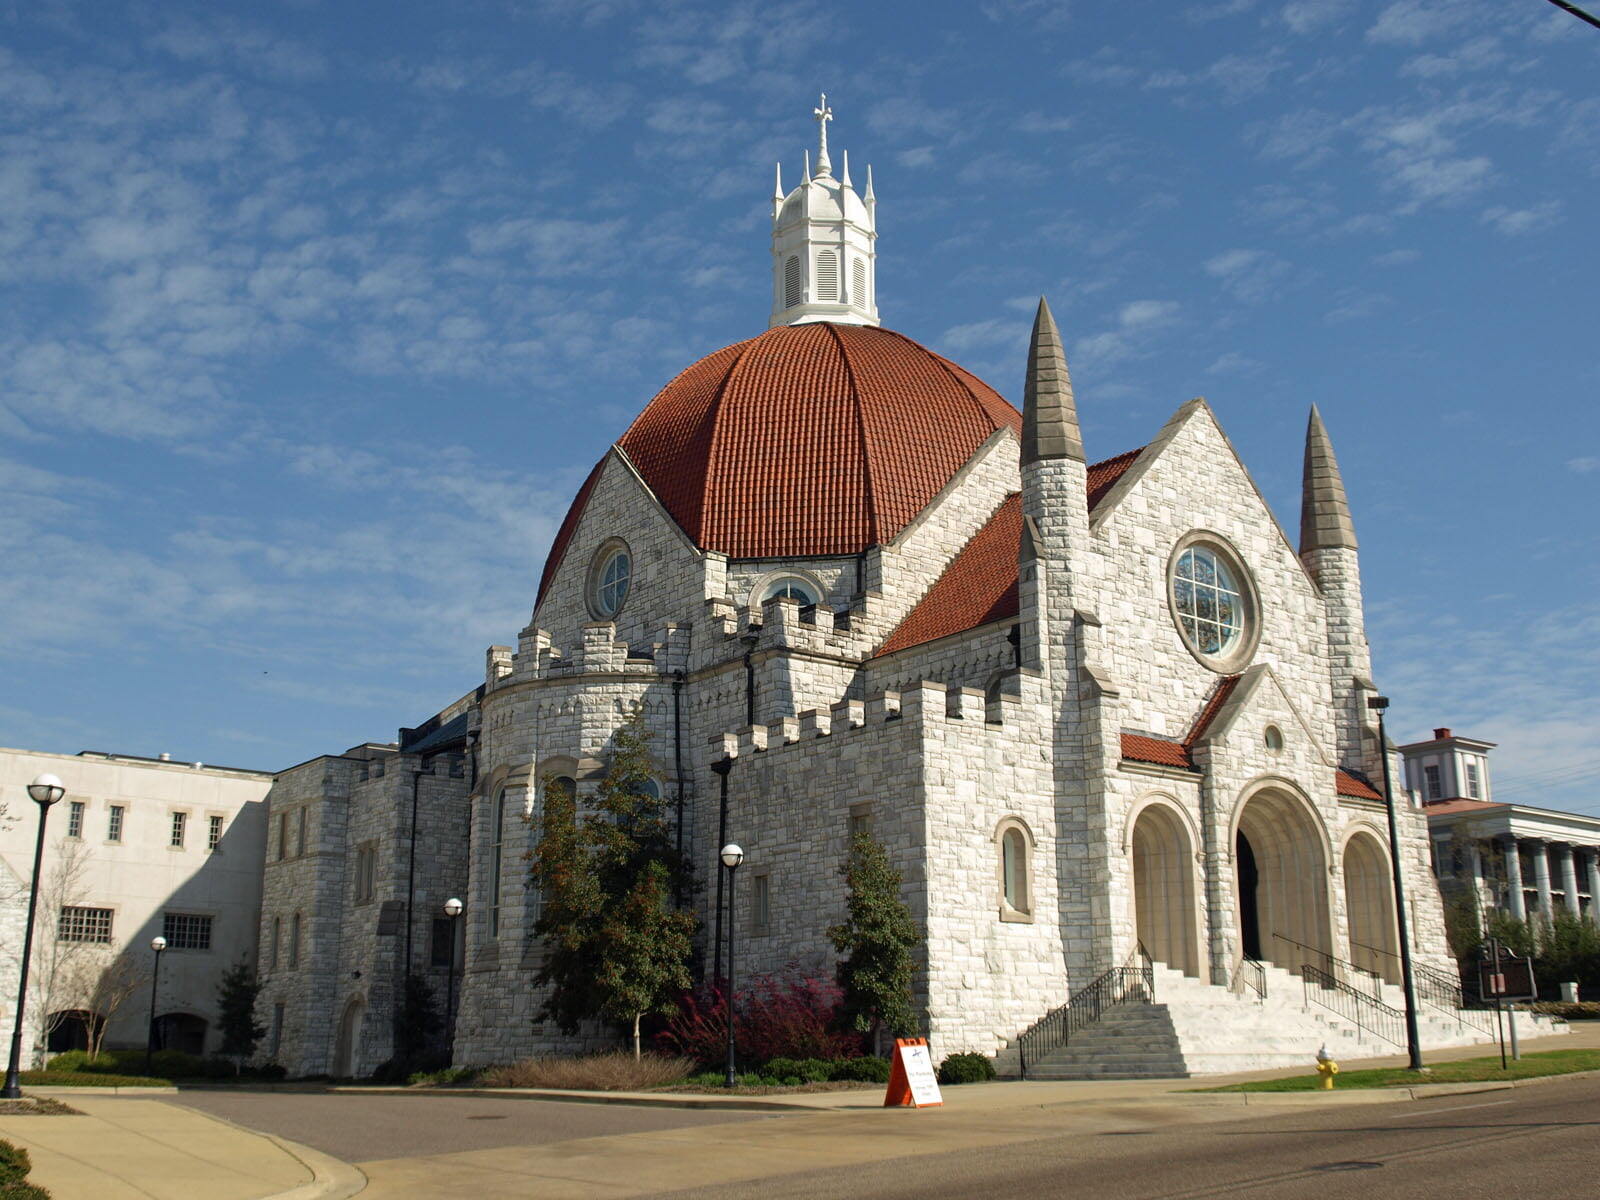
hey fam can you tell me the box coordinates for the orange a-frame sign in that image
[883,1037,944,1108]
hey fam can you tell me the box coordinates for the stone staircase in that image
[1015,961,1565,1080]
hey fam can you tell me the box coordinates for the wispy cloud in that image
[1480,200,1562,236]
[1204,248,1292,302]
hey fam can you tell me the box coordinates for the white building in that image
[0,747,270,1064]
[1407,730,1600,927]
[255,102,1510,1079]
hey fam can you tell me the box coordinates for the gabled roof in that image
[873,448,1143,658]
[1334,770,1383,801]
[1116,675,1240,772]
[1422,798,1504,815]
[877,494,1022,657]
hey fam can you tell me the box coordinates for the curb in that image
[25,1084,178,1096]
[168,1103,368,1200]
[332,1084,852,1112]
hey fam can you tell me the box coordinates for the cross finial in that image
[813,92,833,178]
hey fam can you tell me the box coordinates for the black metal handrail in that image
[1349,939,1494,1035]
[1301,963,1408,1048]
[1271,932,1384,996]
[1017,945,1154,1079]
[1229,957,1267,1001]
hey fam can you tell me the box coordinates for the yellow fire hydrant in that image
[1315,1045,1339,1090]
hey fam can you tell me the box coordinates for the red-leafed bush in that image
[655,968,864,1066]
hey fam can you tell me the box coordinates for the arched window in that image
[852,259,867,306]
[489,787,507,938]
[816,249,838,300]
[760,576,819,606]
[289,913,302,968]
[784,255,801,308]
[996,820,1033,921]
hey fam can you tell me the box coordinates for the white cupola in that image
[769,94,879,328]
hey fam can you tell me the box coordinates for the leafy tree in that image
[829,831,920,1049]
[215,958,266,1070]
[596,860,694,1057]
[528,709,697,1051]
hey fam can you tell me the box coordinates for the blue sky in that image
[2,1,1596,810]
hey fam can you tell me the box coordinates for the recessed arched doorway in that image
[1344,831,1399,984]
[1131,803,1201,977]
[155,1013,208,1056]
[333,996,365,1079]
[1234,787,1333,975]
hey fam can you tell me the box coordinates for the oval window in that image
[589,543,632,618]
[1168,538,1258,671]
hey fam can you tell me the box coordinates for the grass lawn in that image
[1191,1049,1600,1092]
[19,1070,171,1088]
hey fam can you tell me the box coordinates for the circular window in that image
[1167,535,1259,672]
[1264,725,1284,752]
[588,541,632,619]
[760,576,819,606]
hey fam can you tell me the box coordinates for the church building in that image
[257,101,1470,1078]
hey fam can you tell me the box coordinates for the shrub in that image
[43,1051,94,1073]
[1,1183,52,1199]
[370,1049,451,1084]
[655,969,863,1066]
[1533,1001,1600,1020]
[83,1049,204,1079]
[408,1066,479,1087]
[760,1057,833,1083]
[18,1070,167,1087]
[0,1141,30,1185]
[479,1051,694,1091]
[937,1052,996,1085]
[828,1056,890,1084]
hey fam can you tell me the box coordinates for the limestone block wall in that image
[1084,405,1333,751]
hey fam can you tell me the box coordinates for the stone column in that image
[1587,849,1600,916]
[1469,840,1485,910]
[1530,839,1553,922]
[1559,844,1581,915]
[1503,837,1526,920]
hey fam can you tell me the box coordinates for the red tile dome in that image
[538,323,1019,603]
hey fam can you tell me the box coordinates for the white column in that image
[1530,839,1553,922]
[1587,849,1600,915]
[1469,840,1486,910]
[1503,837,1526,920]
[1559,844,1581,915]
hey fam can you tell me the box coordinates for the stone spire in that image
[769,97,879,328]
[1300,404,1358,552]
[1021,297,1084,464]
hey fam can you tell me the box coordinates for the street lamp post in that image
[3,773,66,1098]
[1369,695,1424,1071]
[145,936,168,1076]
[443,897,463,1060]
[720,843,743,1088]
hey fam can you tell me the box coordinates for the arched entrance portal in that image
[1131,804,1200,977]
[333,997,365,1078]
[1344,832,1400,984]
[1235,788,1333,975]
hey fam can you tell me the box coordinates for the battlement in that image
[487,620,691,688]
[704,678,1031,766]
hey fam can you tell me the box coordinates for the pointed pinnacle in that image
[865,164,875,202]
[1022,297,1084,465]
[773,162,783,201]
[841,149,852,187]
[802,149,811,184]
[1300,404,1358,553]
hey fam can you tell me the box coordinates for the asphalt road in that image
[160,1088,767,1162]
[657,1075,1600,1200]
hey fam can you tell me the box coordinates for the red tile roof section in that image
[534,458,605,607]
[1085,446,1143,510]
[877,494,1022,657]
[616,323,1020,560]
[1186,674,1242,743]
[1421,798,1504,815]
[872,448,1146,657]
[1120,733,1194,769]
[1335,770,1384,801]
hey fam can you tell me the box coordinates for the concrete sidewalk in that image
[0,1092,364,1200]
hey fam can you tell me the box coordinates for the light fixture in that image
[26,773,64,807]
[443,897,464,918]
[720,844,744,870]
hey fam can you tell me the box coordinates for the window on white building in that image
[816,249,838,300]
[1172,545,1246,658]
[996,820,1033,920]
[852,258,867,306]
[59,906,114,943]
[170,811,187,848]
[849,804,872,839]
[67,800,84,839]
[784,255,800,308]
[107,805,124,842]
[163,912,213,951]
[1465,762,1481,799]
[760,576,819,606]
[588,543,632,618]
[1424,765,1442,800]
[208,814,224,851]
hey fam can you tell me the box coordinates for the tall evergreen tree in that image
[215,958,266,1070]
[829,831,920,1048]
[529,710,696,1046]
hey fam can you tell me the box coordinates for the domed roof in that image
[780,174,871,227]
[537,323,1020,603]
